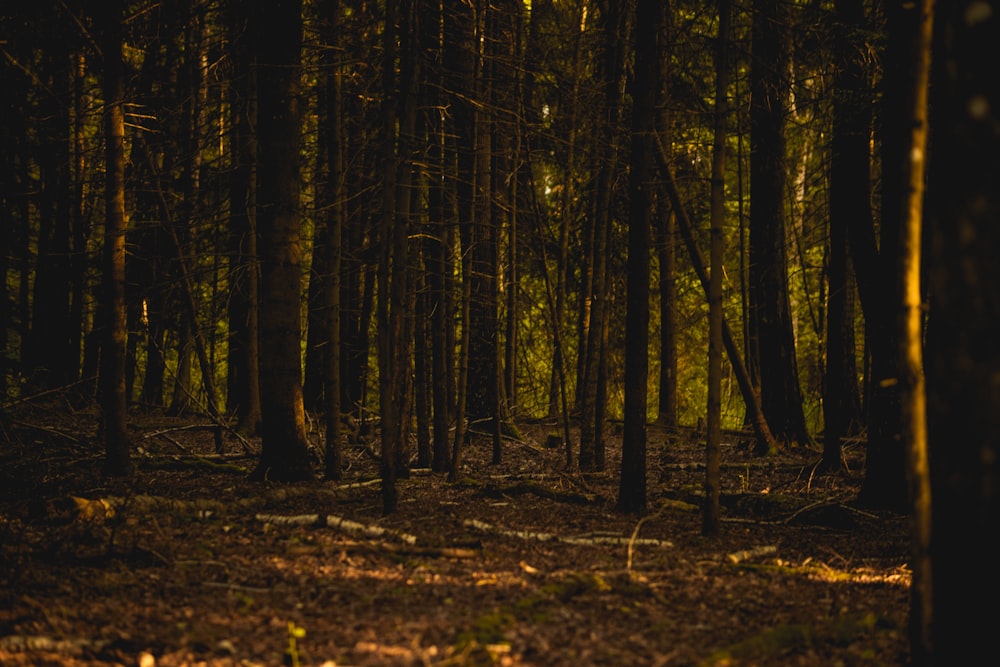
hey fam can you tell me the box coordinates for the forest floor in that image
[0,397,912,667]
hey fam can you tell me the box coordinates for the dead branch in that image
[256,513,418,545]
[464,519,672,548]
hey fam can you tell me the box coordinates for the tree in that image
[377,0,419,513]
[618,0,660,515]
[97,0,132,477]
[703,0,730,538]
[226,0,262,436]
[579,0,625,473]
[26,10,77,391]
[748,0,811,451]
[320,0,345,481]
[856,0,911,512]
[248,0,314,483]
[924,0,999,662]
[823,0,870,471]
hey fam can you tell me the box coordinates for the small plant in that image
[285,621,306,667]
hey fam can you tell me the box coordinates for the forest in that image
[0,0,997,665]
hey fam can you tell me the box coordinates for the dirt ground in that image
[0,398,911,666]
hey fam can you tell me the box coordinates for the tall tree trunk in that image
[655,11,677,430]
[98,0,132,477]
[618,0,659,516]
[444,0,478,481]
[320,0,345,481]
[465,1,500,437]
[580,0,624,472]
[226,0,261,437]
[547,0,586,420]
[28,35,75,390]
[926,3,999,663]
[824,0,870,471]
[856,0,911,512]
[378,0,419,512]
[748,0,811,451]
[703,0,730,538]
[895,0,933,656]
[249,0,314,483]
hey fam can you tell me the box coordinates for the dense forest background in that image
[1,0,998,663]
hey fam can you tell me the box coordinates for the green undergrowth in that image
[700,612,899,666]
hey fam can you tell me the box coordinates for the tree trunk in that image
[580,0,624,472]
[748,0,811,451]
[618,0,660,516]
[98,0,132,477]
[703,0,730,538]
[320,0,345,481]
[226,0,262,437]
[249,0,314,483]
[856,0,911,513]
[824,0,871,470]
[28,38,75,391]
[895,0,932,656]
[925,1,1000,663]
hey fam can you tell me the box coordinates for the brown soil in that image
[1,399,911,667]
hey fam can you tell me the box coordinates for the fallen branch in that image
[256,513,418,545]
[464,519,672,548]
[726,545,778,564]
[0,635,108,657]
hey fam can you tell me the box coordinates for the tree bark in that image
[925,1,1000,664]
[618,0,660,516]
[748,0,811,451]
[824,0,870,470]
[703,0,730,538]
[98,0,132,477]
[248,0,314,483]
[226,0,261,437]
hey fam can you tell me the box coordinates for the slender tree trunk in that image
[703,0,730,538]
[618,0,660,516]
[98,0,132,477]
[896,0,933,655]
[321,0,345,480]
[654,142,777,454]
[580,0,624,472]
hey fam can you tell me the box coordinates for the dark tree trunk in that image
[748,0,811,451]
[226,0,262,437]
[249,0,314,483]
[28,38,75,390]
[444,0,477,480]
[856,0,910,512]
[924,1,1000,663]
[703,0,730,538]
[320,0,345,481]
[619,0,660,516]
[580,0,625,472]
[824,0,870,471]
[98,0,132,477]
